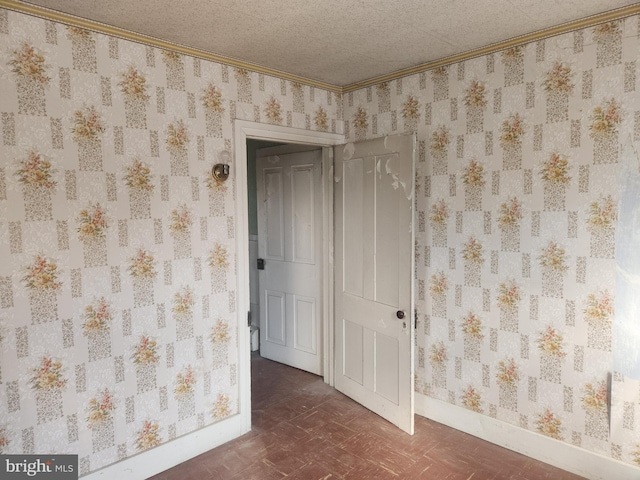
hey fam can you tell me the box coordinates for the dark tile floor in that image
[151,355,585,479]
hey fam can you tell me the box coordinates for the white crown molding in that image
[2,0,639,93]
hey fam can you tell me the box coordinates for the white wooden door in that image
[256,145,323,375]
[334,135,415,434]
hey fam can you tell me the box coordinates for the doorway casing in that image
[234,119,345,432]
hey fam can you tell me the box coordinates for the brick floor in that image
[150,355,585,479]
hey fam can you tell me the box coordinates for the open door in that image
[256,145,323,376]
[334,135,415,434]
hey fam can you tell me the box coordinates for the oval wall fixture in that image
[212,150,231,182]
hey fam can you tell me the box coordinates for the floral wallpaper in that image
[344,16,640,471]
[0,8,341,476]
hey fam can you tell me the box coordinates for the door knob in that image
[396,310,405,319]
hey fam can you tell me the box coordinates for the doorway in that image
[234,120,344,433]
[235,120,416,436]
[245,139,282,358]
[252,143,324,375]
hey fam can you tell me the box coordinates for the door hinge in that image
[414,311,418,330]
[247,311,251,327]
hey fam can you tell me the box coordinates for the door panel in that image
[375,333,399,403]
[343,320,364,384]
[335,135,415,434]
[291,165,315,263]
[265,290,285,345]
[257,146,323,376]
[374,155,402,307]
[294,295,316,354]
[264,168,284,260]
[343,158,364,297]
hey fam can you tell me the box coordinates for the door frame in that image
[234,119,344,432]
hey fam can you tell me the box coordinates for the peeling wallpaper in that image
[0,9,341,476]
[344,16,640,470]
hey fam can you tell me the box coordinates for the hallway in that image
[150,355,585,479]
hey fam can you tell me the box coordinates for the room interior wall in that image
[3,3,640,477]
[0,8,341,476]
[342,15,640,472]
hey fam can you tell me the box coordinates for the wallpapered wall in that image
[0,9,341,476]
[344,16,640,470]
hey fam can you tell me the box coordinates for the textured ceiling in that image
[19,0,640,87]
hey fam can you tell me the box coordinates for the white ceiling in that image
[21,0,640,87]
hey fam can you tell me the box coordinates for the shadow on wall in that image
[614,140,640,379]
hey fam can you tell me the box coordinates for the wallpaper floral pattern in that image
[0,9,340,476]
[344,17,640,471]
[2,3,639,476]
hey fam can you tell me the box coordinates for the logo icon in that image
[2,455,77,479]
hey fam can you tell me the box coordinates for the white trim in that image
[234,125,252,436]
[234,120,344,391]
[82,415,245,480]
[235,120,344,147]
[416,393,640,480]
[322,146,335,386]
[408,135,416,430]
[255,143,324,156]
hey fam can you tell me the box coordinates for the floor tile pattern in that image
[150,355,586,479]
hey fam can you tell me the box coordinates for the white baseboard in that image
[416,393,639,480]
[82,414,249,480]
